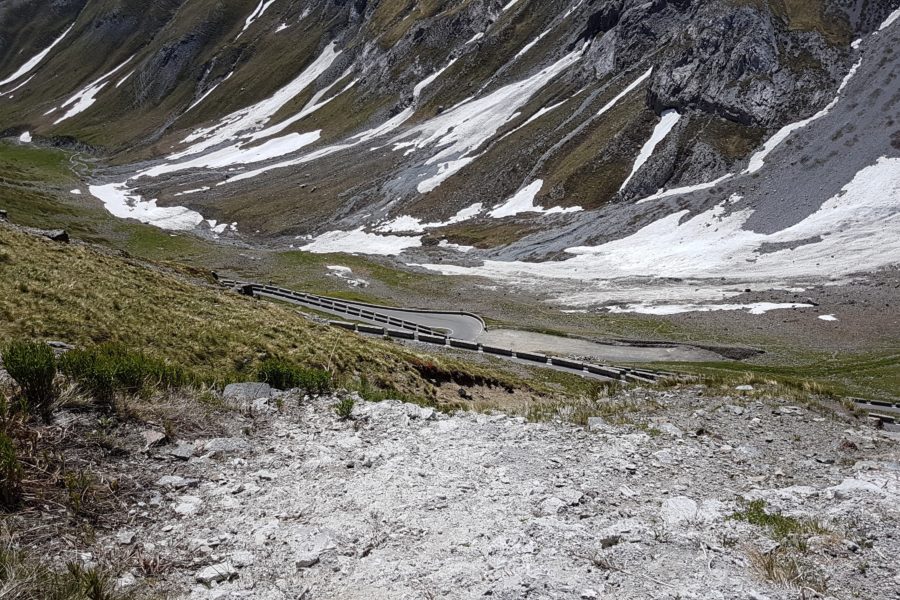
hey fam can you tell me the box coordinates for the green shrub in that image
[59,344,189,411]
[256,358,332,395]
[334,396,355,420]
[349,376,407,403]
[2,340,57,422]
[0,432,22,510]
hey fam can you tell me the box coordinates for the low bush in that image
[334,396,355,420]
[1,340,57,422]
[0,545,135,600]
[0,432,22,510]
[256,358,332,395]
[59,344,189,411]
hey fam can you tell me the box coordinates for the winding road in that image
[217,278,676,383]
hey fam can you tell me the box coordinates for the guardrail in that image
[219,277,673,384]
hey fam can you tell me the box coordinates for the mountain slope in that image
[1,0,899,310]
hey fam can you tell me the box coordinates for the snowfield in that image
[420,157,900,306]
[392,50,584,194]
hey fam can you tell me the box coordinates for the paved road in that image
[218,279,672,383]
[337,301,485,340]
[220,279,485,340]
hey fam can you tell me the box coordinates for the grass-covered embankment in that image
[0,223,521,401]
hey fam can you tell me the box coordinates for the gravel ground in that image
[77,386,900,599]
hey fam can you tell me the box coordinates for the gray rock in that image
[155,475,195,489]
[224,382,273,401]
[203,437,250,456]
[116,530,135,546]
[405,403,434,420]
[735,385,754,391]
[168,441,195,460]
[173,495,202,516]
[43,229,69,243]
[587,417,609,432]
[195,562,237,584]
[252,397,275,413]
[534,497,567,516]
[141,429,167,449]
[116,573,136,589]
[658,423,683,437]
[231,550,256,568]
[295,552,320,568]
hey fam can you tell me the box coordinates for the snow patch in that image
[176,43,340,158]
[18,131,31,143]
[597,69,652,118]
[241,0,277,33]
[620,110,681,192]
[746,60,861,174]
[174,187,211,197]
[488,181,582,218]
[138,131,321,178]
[300,229,422,256]
[394,50,583,194]
[327,265,368,287]
[605,302,813,316]
[413,59,457,99]
[1,74,35,97]
[70,189,81,195]
[635,174,733,205]
[89,183,207,231]
[818,314,838,322]
[377,202,485,233]
[50,56,134,124]
[0,24,74,88]
[514,29,551,60]
[878,7,900,30]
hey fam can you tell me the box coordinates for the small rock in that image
[534,497,567,516]
[295,552,320,568]
[735,385,754,392]
[586,417,608,432]
[155,475,195,489]
[116,573,137,589]
[224,382,273,401]
[231,550,256,568]
[169,442,195,460]
[405,404,434,420]
[174,495,202,516]
[141,430,167,449]
[252,397,275,413]
[657,423,683,437]
[204,437,250,456]
[255,470,276,481]
[195,562,237,584]
[116,530,135,545]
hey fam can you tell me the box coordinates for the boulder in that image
[43,229,69,243]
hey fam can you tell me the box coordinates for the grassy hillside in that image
[0,222,526,402]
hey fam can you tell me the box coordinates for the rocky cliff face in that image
[1,0,897,266]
